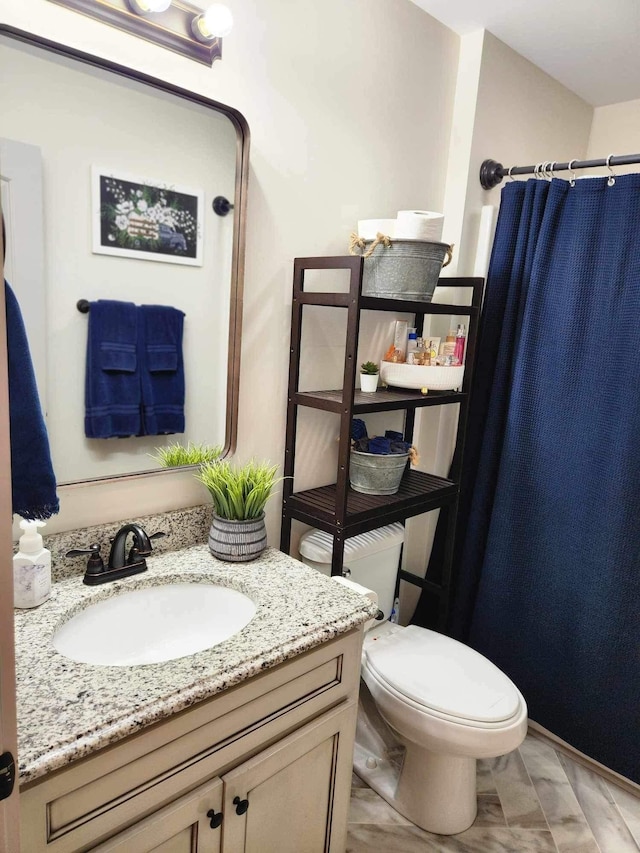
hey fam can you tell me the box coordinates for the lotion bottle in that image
[13,519,51,608]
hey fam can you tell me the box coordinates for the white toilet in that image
[299,525,528,836]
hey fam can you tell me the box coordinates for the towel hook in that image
[606,154,616,186]
[567,159,577,187]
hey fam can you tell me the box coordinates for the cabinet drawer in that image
[21,629,362,852]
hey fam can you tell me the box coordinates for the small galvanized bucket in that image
[208,512,267,562]
[349,450,409,495]
[351,235,453,302]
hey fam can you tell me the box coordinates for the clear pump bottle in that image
[13,519,51,608]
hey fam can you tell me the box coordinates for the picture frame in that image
[92,167,204,266]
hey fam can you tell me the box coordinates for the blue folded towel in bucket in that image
[352,418,368,441]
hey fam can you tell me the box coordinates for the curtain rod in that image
[480,153,640,190]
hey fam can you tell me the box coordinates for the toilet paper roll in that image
[395,210,444,242]
[357,218,396,240]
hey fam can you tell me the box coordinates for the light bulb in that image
[147,0,172,9]
[129,0,172,14]
[193,3,233,41]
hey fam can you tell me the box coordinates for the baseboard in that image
[528,720,640,798]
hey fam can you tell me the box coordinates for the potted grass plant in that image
[360,360,379,393]
[195,459,282,562]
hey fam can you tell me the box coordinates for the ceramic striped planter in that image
[208,513,267,562]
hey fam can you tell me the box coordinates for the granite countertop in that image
[15,544,376,786]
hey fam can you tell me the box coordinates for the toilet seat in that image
[364,625,522,726]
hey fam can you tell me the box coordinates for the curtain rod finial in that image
[480,160,504,190]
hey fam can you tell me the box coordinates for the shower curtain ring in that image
[606,154,616,186]
[568,159,577,187]
[508,165,515,182]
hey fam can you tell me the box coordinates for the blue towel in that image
[5,281,59,519]
[351,419,368,441]
[139,304,185,436]
[85,300,141,438]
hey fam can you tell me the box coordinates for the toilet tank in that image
[298,523,404,621]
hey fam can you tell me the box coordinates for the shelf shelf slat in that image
[284,470,457,537]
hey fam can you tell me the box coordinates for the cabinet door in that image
[221,700,356,853]
[92,777,223,853]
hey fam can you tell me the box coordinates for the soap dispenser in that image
[13,519,51,608]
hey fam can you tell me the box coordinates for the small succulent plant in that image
[360,361,379,375]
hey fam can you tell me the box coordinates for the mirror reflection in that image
[0,34,246,486]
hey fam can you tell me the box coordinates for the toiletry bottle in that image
[13,519,51,608]
[415,337,429,365]
[441,329,456,358]
[454,324,466,364]
[390,597,400,624]
[406,329,417,364]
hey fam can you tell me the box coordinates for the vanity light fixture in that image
[46,0,232,66]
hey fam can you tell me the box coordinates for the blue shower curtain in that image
[451,175,640,783]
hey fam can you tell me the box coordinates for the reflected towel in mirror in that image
[84,299,141,438]
[140,304,186,436]
[5,280,59,519]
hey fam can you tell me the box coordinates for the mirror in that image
[0,27,248,486]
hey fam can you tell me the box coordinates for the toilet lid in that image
[365,626,521,723]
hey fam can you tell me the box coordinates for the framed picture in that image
[92,167,204,266]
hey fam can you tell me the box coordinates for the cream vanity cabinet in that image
[20,630,362,853]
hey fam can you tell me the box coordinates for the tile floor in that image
[348,733,640,852]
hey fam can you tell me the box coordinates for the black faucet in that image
[108,523,155,572]
[66,524,165,585]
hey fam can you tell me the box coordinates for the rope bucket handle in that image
[349,232,454,267]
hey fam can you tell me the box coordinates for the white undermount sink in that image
[52,583,257,666]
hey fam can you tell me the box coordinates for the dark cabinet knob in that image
[233,795,249,815]
[206,808,223,829]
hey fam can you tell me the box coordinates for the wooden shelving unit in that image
[280,255,483,629]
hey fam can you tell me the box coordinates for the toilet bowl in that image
[358,622,527,834]
[298,527,528,836]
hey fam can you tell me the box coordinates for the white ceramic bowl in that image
[380,362,464,391]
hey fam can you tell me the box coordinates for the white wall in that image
[0,0,460,537]
[587,98,640,174]
[0,42,236,484]
[447,30,594,277]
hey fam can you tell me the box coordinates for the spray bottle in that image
[13,519,51,608]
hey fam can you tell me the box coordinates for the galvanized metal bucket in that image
[349,450,409,495]
[208,512,267,562]
[359,238,453,302]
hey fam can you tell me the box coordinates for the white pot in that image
[360,373,379,392]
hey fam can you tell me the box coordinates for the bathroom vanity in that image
[15,545,374,852]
